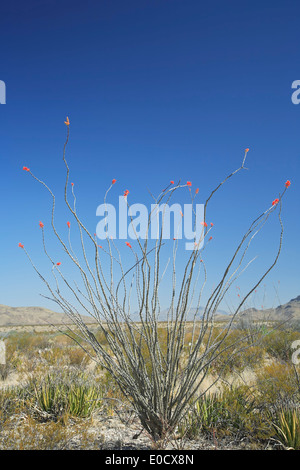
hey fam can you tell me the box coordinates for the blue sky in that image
[0,0,299,313]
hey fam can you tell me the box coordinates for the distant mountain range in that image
[0,304,228,326]
[238,295,300,322]
[0,304,94,327]
[0,296,299,327]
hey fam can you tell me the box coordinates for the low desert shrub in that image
[64,346,91,367]
[7,332,50,355]
[262,328,300,362]
[256,361,300,408]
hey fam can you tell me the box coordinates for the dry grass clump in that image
[0,413,101,450]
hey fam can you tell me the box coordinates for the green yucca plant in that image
[33,373,102,419]
[194,394,221,432]
[177,393,221,439]
[35,376,67,418]
[178,386,259,440]
[67,384,101,417]
[273,407,300,450]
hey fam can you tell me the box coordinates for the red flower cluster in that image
[67,221,71,228]
[112,179,116,185]
[124,189,129,197]
[56,262,61,266]
[23,166,30,172]
[170,180,174,185]
[186,181,192,187]
[272,198,279,206]
[18,242,24,249]
[39,221,44,228]
[126,242,132,248]
[285,180,291,188]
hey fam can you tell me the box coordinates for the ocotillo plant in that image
[19,118,291,440]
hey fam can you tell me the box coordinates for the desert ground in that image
[1,313,300,451]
